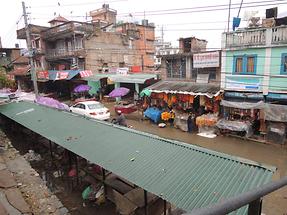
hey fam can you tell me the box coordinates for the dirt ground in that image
[106,101,287,215]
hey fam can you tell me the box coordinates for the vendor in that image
[114,110,128,127]
[168,106,175,127]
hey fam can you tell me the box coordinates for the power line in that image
[31,0,128,8]
[120,1,287,17]
[119,0,284,15]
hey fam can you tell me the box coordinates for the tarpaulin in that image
[216,119,253,137]
[265,103,287,122]
[221,100,265,109]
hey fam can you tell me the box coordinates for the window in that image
[247,57,255,73]
[166,58,186,79]
[235,57,243,73]
[233,55,257,74]
[281,54,287,74]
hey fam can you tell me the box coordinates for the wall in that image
[85,31,141,73]
[269,47,287,93]
[223,48,266,92]
[133,25,155,69]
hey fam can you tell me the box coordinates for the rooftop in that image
[0,101,275,214]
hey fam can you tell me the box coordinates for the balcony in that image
[42,21,94,40]
[46,49,86,60]
[223,26,287,49]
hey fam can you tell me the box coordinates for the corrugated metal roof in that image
[0,101,275,214]
[147,80,221,98]
[84,73,157,84]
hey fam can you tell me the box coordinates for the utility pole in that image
[227,0,232,32]
[22,1,39,98]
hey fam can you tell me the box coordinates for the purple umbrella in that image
[73,84,91,93]
[36,96,69,111]
[108,87,130,98]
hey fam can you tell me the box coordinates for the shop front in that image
[143,80,222,132]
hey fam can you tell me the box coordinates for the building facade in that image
[221,25,287,101]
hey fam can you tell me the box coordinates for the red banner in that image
[80,70,93,78]
[37,71,49,79]
[55,71,69,80]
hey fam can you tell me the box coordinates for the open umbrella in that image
[73,84,91,93]
[36,96,69,111]
[108,87,130,98]
[140,88,151,97]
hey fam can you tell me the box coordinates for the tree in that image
[0,66,15,89]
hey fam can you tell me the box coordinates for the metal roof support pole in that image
[49,140,53,160]
[163,200,167,215]
[248,198,262,215]
[102,168,107,198]
[144,190,148,215]
[75,154,79,185]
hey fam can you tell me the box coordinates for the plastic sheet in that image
[216,119,253,137]
[265,103,287,122]
[144,107,162,123]
[266,122,286,145]
[221,100,265,109]
[174,113,189,132]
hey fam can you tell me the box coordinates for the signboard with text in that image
[37,71,49,79]
[193,51,220,68]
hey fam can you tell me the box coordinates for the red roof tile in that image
[48,16,69,23]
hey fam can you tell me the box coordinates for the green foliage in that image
[0,67,16,89]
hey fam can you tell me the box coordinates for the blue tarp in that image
[48,70,80,80]
[144,107,162,123]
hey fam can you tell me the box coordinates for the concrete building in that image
[115,20,155,71]
[154,37,179,68]
[221,11,287,101]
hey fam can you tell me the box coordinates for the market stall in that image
[114,101,137,114]
[196,113,219,135]
[219,100,265,138]
[141,81,222,132]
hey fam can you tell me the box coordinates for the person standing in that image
[187,112,193,133]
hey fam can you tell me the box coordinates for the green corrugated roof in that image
[0,101,275,214]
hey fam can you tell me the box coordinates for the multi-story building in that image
[115,20,155,71]
[220,9,287,143]
[146,36,222,116]
[16,4,158,97]
[221,15,287,101]
[154,37,179,67]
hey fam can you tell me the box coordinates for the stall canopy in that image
[221,100,265,109]
[84,73,158,84]
[37,70,93,81]
[0,101,275,214]
[265,103,287,122]
[146,80,221,98]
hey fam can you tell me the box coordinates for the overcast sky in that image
[1,0,287,49]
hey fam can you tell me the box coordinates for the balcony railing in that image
[272,26,287,44]
[42,21,94,39]
[223,26,287,49]
[46,48,86,59]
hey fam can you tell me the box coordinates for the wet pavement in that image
[106,101,287,214]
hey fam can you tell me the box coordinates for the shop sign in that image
[117,67,129,75]
[193,51,220,68]
[225,79,260,90]
[37,71,49,79]
[55,71,69,80]
[80,70,93,78]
